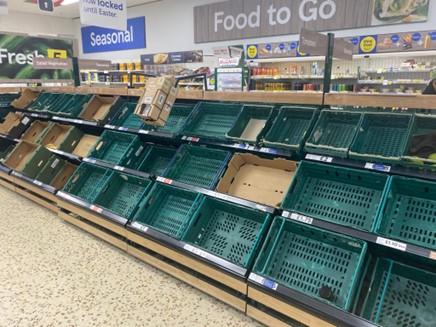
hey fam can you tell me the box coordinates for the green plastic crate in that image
[135,145,176,176]
[94,171,152,219]
[349,113,413,164]
[362,258,436,327]
[89,130,145,167]
[402,114,436,168]
[183,102,243,140]
[156,103,196,135]
[182,197,272,269]
[50,94,93,118]
[132,183,203,239]
[264,106,319,152]
[375,176,436,250]
[108,101,144,130]
[27,92,59,112]
[0,93,19,108]
[35,156,65,185]
[40,93,75,113]
[305,110,362,158]
[253,217,367,310]
[226,104,274,144]
[282,161,389,232]
[165,144,230,189]
[62,162,113,203]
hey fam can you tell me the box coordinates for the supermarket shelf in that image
[362,68,434,74]
[203,91,324,105]
[304,153,436,182]
[11,170,57,194]
[357,80,429,85]
[247,282,377,327]
[324,92,436,109]
[57,191,129,228]
[0,133,20,143]
[83,157,152,180]
[280,209,435,261]
[252,75,357,81]
[47,148,82,163]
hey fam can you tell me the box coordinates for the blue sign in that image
[412,32,422,42]
[81,17,146,54]
[391,34,400,43]
[430,31,436,41]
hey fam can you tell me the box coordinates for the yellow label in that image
[48,49,67,59]
[359,36,377,53]
[247,45,258,59]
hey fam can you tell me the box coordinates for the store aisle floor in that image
[0,186,261,327]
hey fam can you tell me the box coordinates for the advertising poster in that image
[371,0,430,25]
[0,33,74,80]
[141,50,203,65]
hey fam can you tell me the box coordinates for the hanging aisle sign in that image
[81,16,146,53]
[80,0,127,30]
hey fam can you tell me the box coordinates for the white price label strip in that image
[131,222,148,233]
[365,163,391,172]
[290,213,313,225]
[184,244,208,259]
[249,273,278,290]
[114,165,125,171]
[305,154,333,163]
[376,237,407,252]
[33,180,43,186]
[90,205,103,214]
[156,177,173,184]
[430,251,436,260]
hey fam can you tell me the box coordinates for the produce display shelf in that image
[280,209,436,261]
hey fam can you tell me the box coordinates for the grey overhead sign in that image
[194,0,428,43]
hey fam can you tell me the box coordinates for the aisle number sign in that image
[359,35,378,54]
[48,49,68,59]
[246,45,258,59]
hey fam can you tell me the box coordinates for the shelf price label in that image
[376,237,407,252]
[430,251,436,260]
[114,165,125,172]
[105,125,116,130]
[289,213,313,225]
[33,180,43,187]
[138,130,149,135]
[131,222,148,233]
[365,163,391,172]
[305,154,333,163]
[249,273,278,290]
[156,177,173,185]
[90,205,103,214]
[184,244,209,259]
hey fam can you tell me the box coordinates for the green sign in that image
[0,33,74,81]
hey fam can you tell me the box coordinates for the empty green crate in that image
[39,93,74,113]
[109,101,144,130]
[362,258,436,327]
[375,176,436,250]
[264,106,319,152]
[62,162,113,203]
[226,104,274,144]
[282,161,389,232]
[305,110,362,158]
[89,130,144,167]
[156,103,196,135]
[135,145,176,176]
[35,156,65,185]
[27,93,59,111]
[183,197,272,269]
[183,102,243,140]
[132,183,203,239]
[0,93,19,108]
[165,144,230,189]
[94,172,152,219]
[402,114,436,167]
[349,113,413,164]
[51,94,93,118]
[253,217,367,310]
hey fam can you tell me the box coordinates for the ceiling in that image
[10,0,160,18]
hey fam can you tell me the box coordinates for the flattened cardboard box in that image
[79,95,119,123]
[216,153,297,207]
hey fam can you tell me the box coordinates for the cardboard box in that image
[40,123,83,152]
[79,95,119,123]
[21,120,50,144]
[165,86,179,107]
[11,88,40,109]
[0,113,32,139]
[51,162,77,190]
[216,153,297,207]
[72,134,100,158]
[146,76,175,94]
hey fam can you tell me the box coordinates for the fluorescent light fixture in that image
[61,0,79,5]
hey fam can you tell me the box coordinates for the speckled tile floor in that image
[0,186,261,327]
